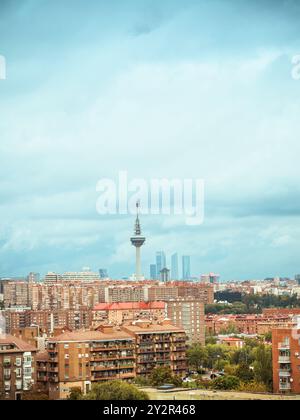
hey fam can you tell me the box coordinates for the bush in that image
[84,381,149,400]
[150,366,181,387]
[238,381,269,393]
[133,376,151,387]
[224,364,238,376]
[210,375,240,390]
[68,387,83,400]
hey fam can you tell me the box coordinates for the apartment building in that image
[37,326,136,400]
[4,309,93,334]
[104,286,147,303]
[3,282,30,308]
[166,299,205,345]
[0,334,37,400]
[93,301,166,326]
[272,327,300,394]
[36,321,188,399]
[124,320,187,378]
[205,314,293,336]
[147,283,214,304]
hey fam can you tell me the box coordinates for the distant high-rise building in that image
[99,269,108,279]
[295,274,300,285]
[27,272,40,283]
[182,256,191,280]
[150,264,157,280]
[171,253,179,280]
[201,273,220,284]
[156,251,166,280]
[160,268,170,283]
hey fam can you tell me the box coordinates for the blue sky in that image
[0,0,300,280]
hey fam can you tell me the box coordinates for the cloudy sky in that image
[0,0,300,280]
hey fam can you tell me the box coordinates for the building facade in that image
[272,327,300,394]
[0,334,37,400]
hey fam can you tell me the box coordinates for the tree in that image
[68,387,83,400]
[230,346,254,366]
[206,344,231,369]
[187,344,208,371]
[253,345,273,391]
[22,390,49,400]
[235,363,254,382]
[150,366,181,387]
[84,381,149,400]
[211,375,240,390]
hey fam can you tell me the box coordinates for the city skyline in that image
[1,0,300,281]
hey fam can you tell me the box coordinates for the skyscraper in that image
[156,251,166,280]
[171,253,179,280]
[130,202,146,281]
[182,256,191,280]
[150,264,157,280]
[99,269,108,279]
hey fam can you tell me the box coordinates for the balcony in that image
[278,356,291,363]
[279,383,291,390]
[279,370,291,377]
[278,343,290,350]
[38,375,48,382]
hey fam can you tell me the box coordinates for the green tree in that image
[22,390,49,400]
[206,344,231,369]
[68,387,83,400]
[211,375,240,390]
[252,344,273,391]
[235,363,254,382]
[84,381,149,400]
[187,344,208,371]
[149,366,181,387]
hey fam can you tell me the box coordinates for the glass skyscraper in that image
[182,256,191,280]
[150,264,157,280]
[156,251,166,280]
[171,253,179,280]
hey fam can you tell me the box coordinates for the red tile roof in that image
[0,334,37,353]
[94,301,165,311]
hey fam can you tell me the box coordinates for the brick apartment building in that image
[0,334,37,400]
[3,309,93,334]
[123,320,187,378]
[36,321,187,399]
[2,280,213,310]
[93,301,166,326]
[205,314,294,336]
[272,327,300,394]
[166,299,205,345]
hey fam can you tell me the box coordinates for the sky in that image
[0,0,300,281]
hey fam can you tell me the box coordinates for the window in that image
[64,344,69,349]
[15,358,22,367]
[16,381,22,390]
[15,368,22,378]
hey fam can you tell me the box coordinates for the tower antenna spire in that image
[131,200,146,281]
